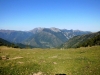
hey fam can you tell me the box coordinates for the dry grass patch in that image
[10,56,23,60]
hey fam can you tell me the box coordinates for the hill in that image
[60,31,100,48]
[0,28,91,48]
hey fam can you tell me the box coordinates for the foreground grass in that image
[0,46,100,75]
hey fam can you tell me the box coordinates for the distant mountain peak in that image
[30,27,62,33]
[34,27,44,31]
[30,27,44,33]
[50,27,61,32]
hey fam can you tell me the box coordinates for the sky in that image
[0,0,100,32]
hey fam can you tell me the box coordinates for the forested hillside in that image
[60,31,100,48]
[80,33,100,47]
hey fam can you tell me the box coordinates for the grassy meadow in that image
[0,46,100,75]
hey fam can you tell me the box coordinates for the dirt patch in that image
[53,62,57,64]
[33,72,43,75]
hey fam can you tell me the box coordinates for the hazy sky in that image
[0,0,100,32]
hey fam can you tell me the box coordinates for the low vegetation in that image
[0,46,100,75]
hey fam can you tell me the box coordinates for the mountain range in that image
[0,27,91,48]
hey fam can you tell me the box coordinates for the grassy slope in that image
[0,46,100,75]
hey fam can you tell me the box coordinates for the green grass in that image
[0,46,100,75]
